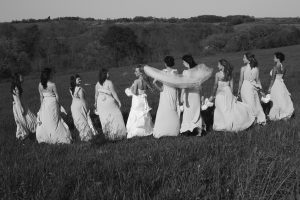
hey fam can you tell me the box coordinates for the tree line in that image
[11,15,255,25]
[1,19,300,79]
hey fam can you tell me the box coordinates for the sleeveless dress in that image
[126,88,153,138]
[241,64,266,124]
[268,67,294,120]
[12,88,37,139]
[214,79,255,132]
[96,81,127,140]
[180,70,203,133]
[153,69,180,138]
[70,86,98,141]
[36,89,72,144]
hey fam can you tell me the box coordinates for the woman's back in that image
[243,65,258,82]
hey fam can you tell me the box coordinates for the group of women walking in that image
[11,51,294,143]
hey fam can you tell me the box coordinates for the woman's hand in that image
[208,96,215,102]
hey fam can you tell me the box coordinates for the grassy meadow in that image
[0,45,300,199]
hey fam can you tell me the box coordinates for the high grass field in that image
[0,45,299,200]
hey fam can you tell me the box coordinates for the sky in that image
[0,0,299,22]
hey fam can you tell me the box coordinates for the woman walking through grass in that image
[36,68,72,144]
[70,74,98,141]
[238,53,266,125]
[95,68,127,140]
[126,65,153,139]
[210,59,255,132]
[267,52,294,120]
[11,73,37,140]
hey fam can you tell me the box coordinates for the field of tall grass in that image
[0,45,299,199]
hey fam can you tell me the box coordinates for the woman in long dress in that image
[152,56,180,138]
[126,65,153,138]
[267,52,294,120]
[238,52,266,125]
[11,73,37,140]
[210,59,255,132]
[180,55,204,136]
[36,68,72,144]
[70,74,98,141]
[95,68,127,140]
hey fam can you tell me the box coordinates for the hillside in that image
[1,15,300,80]
[0,44,299,199]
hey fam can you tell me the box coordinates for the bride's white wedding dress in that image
[126,88,153,138]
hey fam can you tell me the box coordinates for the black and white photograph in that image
[0,0,299,199]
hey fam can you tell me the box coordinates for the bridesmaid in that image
[70,74,98,141]
[210,59,255,132]
[11,73,37,140]
[126,65,153,138]
[180,55,204,136]
[267,52,294,120]
[238,52,266,125]
[152,56,180,138]
[95,68,127,140]
[36,68,72,144]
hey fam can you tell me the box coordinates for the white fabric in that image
[153,69,180,138]
[269,71,294,120]
[96,82,127,140]
[126,88,153,138]
[144,64,213,89]
[12,92,37,139]
[36,91,72,144]
[214,81,255,132]
[71,86,98,141]
[241,65,266,124]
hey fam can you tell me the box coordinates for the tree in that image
[101,26,144,67]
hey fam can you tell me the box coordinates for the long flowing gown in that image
[36,87,72,144]
[70,86,98,141]
[180,70,203,133]
[269,69,294,120]
[153,69,180,138]
[12,88,37,139]
[126,88,153,138]
[96,81,127,140]
[214,80,255,132]
[241,64,266,124]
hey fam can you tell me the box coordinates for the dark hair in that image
[274,52,285,62]
[219,59,233,81]
[182,54,197,68]
[164,56,175,67]
[244,52,258,69]
[70,74,80,95]
[40,68,52,89]
[11,73,23,96]
[98,68,108,85]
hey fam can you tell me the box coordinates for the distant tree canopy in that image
[1,16,300,79]
[101,26,144,67]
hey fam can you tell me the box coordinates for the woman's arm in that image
[256,68,262,90]
[130,80,138,95]
[238,67,244,96]
[109,81,122,107]
[95,84,99,108]
[52,83,59,103]
[180,89,185,104]
[78,87,85,100]
[268,66,277,93]
[152,79,163,92]
[229,78,234,93]
[209,73,219,101]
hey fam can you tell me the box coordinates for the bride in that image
[126,65,153,139]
